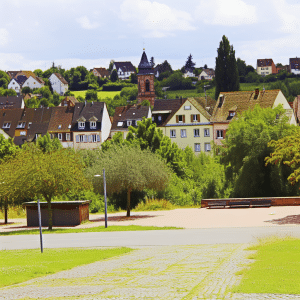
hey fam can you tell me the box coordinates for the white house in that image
[49,73,69,95]
[183,68,195,78]
[8,75,27,94]
[112,62,136,80]
[198,69,215,81]
[23,76,45,90]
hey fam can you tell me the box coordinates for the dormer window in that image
[90,121,96,129]
[127,120,132,126]
[17,122,26,128]
[58,125,62,129]
[68,124,71,129]
[2,122,11,129]
[229,111,235,117]
[78,122,85,129]
[117,121,123,127]
[28,122,32,129]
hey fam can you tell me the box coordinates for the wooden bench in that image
[251,200,272,207]
[228,201,250,208]
[207,201,227,209]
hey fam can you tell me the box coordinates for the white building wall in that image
[49,74,68,95]
[23,76,43,90]
[101,103,112,143]
[8,79,21,93]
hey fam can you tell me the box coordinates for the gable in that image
[166,99,210,125]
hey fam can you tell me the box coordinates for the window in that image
[152,116,154,121]
[66,133,70,141]
[184,105,191,110]
[191,114,199,122]
[204,128,210,137]
[58,133,62,140]
[17,122,26,128]
[127,120,132,126]
[58,125,62,129]
[79,135,87,142]
[216,130,224,139]
[2,122,11,129]
[92,134,97,142]
[78,122,85,129]
[90,121,96,129]
[158,115,162,122]
[64,102,68,107]
[229,111,235,117]
[176,115,185,123]
[194,143,201,152]
[117,121,123,127]
[170,129,176,138]
[20,131,26,136]
[68,124,71,129]
[181,129,187,138]
[205,143,211,152]
[194,129,200,137]
[145,79,150,92]
[35,133,41,139]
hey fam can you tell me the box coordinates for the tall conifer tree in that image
[215,35,239,99]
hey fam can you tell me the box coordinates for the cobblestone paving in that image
[1,245,300,300]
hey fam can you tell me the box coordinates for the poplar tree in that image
[215,35,240,100]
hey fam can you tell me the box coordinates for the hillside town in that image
[1,50,300,154]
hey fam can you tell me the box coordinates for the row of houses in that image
[7,71,69,95]
[0,88,296,154]
[257,58,300,76]
[1,51,297,154]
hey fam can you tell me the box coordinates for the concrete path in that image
[2,208,300,299]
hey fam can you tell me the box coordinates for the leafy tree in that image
[184,54,196,70]
[33,69,43,77]
[0,146,91,229]
[130,72,138,84]
[126,118,188,177]
[108,60,115,71]
[265,130,300,190]
[120,86,138,100]
[110,69,118,82]
[0,136,19,223]
[215,35,239,99]
[0,78,8,89]
[22,86,32,94]
[35,133,62,153]
[87,144,171,216]
[0,89,17,96]
[85,89,98,101]
[221,105,295,197]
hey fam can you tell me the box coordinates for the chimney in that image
[255,88,259,96]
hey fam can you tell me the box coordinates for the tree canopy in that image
[266,130,300,189]
[0,146,91,229]
[221,105,296,197]
[184,54,196,70]
[87,144,171,216]
[215,35,239,99]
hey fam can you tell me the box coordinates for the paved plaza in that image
[1,207,300,299]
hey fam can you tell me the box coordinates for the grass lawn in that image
[0,225,182,236]
[71,90,120,99]
[0,247,132,288]
[232,237,300,294]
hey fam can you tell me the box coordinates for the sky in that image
[1,0,300,72]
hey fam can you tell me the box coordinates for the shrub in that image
[134,198,175,211]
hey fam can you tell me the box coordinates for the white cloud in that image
[272,0,300,34]
[76,16,99,29]
[195,0,257,26]
[120,0,196,38]
[0,29,9,46]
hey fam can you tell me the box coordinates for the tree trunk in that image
[127,188,131,217]
[4,199,8,224]
[47,200,52,230]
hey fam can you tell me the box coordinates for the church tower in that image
[137,50,155,106]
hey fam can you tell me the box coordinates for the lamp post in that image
[95,169,107,228]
